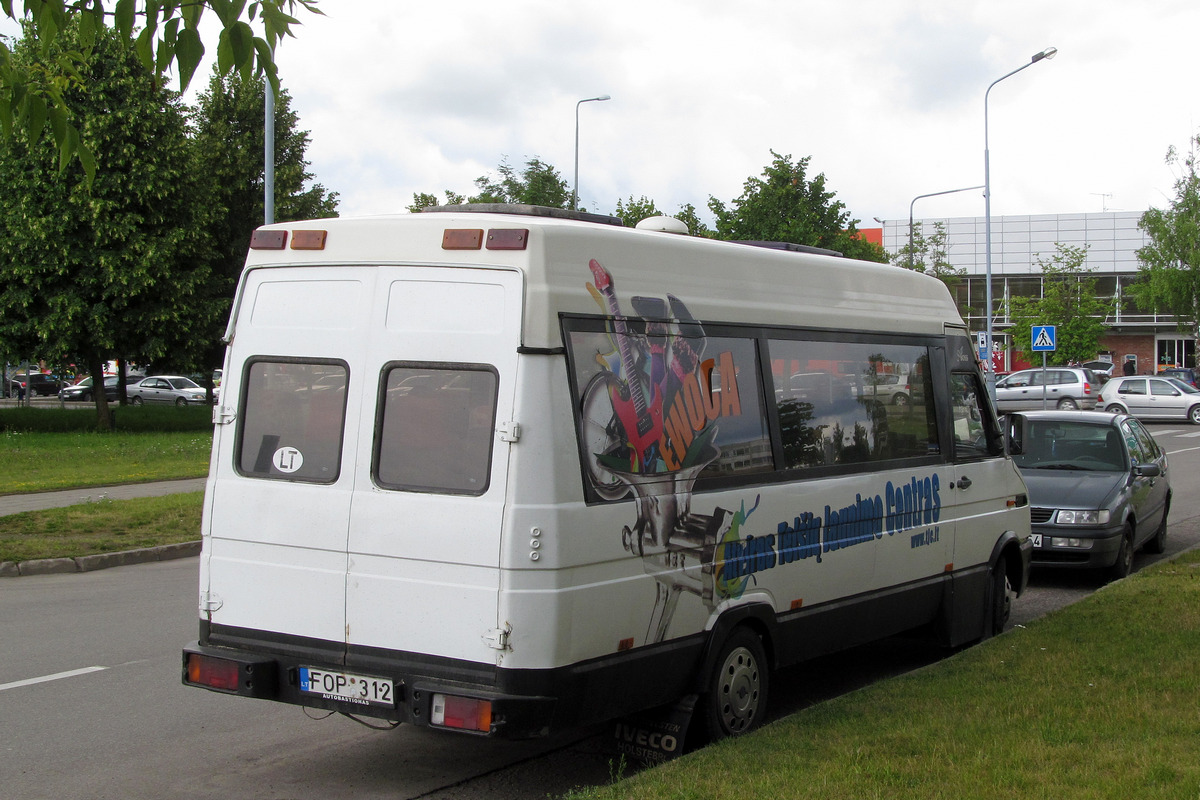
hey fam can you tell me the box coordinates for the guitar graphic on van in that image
[587,259,665,467]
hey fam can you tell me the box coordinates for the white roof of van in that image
[244,210,962,349]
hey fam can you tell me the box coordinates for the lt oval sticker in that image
[272,447,304,473]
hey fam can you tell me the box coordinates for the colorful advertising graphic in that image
[580,260,760,642]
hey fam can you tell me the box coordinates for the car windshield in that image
[1013,420,1127,472]
[167,377,200,390]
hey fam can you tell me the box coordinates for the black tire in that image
[81,392,91,402]
[1145,498,1169,555]
[892,393,910,407]
[1189,405,1200,425]
[1107,524,1134,581]
[986,554,1012,638]
[1057,397,1078,410]
[175,397,188,407]
[130,396,143,406]
[701,628,769,741]
[1106,404,1126,414]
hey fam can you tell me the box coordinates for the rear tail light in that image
[431,693,493,733]
[185,653,241,691]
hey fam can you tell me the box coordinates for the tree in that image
[1131,135,1200,358]
[409,156,572,213]
[0,22,212,429]
[612,195,661,227]
[0,0,321,181]
[891,220,970,318]
[186,70,337,394]
[1006,244,1113,365]
[708,151,886,262]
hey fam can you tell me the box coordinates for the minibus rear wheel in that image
[700,627,769,741]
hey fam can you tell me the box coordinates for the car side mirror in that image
[1135,463,1161,478]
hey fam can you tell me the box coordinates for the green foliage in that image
[612,195,661,227]
[0,404,213,433]
[1132,135,1200,346]
[472,156,570,207]
[409,156,570,212]
[892,221,970,318]
[188,68,338,373]
[0,0,322,181]
[1006,244,1113,364]
[0,23,213,429]
[708,150,886,262]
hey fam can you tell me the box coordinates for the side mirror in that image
[1135,463,1161,478]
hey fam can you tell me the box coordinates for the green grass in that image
[569,552,1200,800]
[0,492,203,562]
[0,406,212,494]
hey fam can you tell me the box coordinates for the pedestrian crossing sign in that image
[1031,325,1056,352]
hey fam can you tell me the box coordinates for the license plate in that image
[299,667,395,708]
[1030,534,1043,548]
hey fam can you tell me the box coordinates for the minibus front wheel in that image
[700,627,769,741]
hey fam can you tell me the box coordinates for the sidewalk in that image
[0,478,206,577]
[0,477,206,517]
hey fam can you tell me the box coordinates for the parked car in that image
[1099,375,1200,423]
[1157,367,1198,388]
[1006,410,1170,580]
[59,375,119,402]
[9,372,61,397]
[1081,360,1116,378]
[993,367,1099,411]
[127,375,208,406]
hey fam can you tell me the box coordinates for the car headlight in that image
[1054,509,1111,525]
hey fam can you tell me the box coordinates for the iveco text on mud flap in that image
[184,205,1032,744]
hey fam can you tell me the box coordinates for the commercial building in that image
[872,210,1190,373]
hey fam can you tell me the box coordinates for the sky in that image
[6,1,1200,228]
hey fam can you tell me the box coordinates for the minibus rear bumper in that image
[182,641,557,738]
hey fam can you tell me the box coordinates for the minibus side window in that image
[566,324,771,501]
[949,372,994,459]
[767,339,939,469]
[374,365,497,495]
[236,360,348,483]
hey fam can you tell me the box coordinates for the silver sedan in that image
[127,375,208,406]
[1099,376,1200,424]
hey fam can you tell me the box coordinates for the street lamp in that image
[907,185,984,271]
[984,47,1056,392]
[572,95,611,211]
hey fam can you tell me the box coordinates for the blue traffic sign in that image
[1031,325,1056,352]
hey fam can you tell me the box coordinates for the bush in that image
[0,404,212,433]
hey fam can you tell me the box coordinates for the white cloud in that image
[4,1,1199,227]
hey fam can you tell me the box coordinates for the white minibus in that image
[183,205,1032,745]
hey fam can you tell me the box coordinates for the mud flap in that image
[609,694,697,766]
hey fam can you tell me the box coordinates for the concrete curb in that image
[1,540,201,578]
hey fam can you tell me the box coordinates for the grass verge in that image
[0,492,203,562]
[569,551,1200,800]
[0,405,213,494]
[0,430,211,493]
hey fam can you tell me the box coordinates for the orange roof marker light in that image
[291,230,328,250]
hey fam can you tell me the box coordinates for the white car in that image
[1100,375,1200,424]
[994,367,1099,411]
[127,375,208,406]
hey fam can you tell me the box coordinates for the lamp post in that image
[984,47,1056,392]
[572,95,611,211]
[907,185,984,271]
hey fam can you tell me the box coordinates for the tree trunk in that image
[88,355,113,432]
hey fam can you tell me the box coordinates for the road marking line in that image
[0,666,107,692]
[1165,445,1200,456]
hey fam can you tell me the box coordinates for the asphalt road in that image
[2,422,1197,799]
